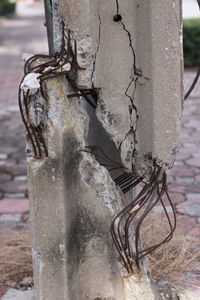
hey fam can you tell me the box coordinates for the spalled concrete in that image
[27,0,183,299]
[59,0,182,175]
[28,70,156,298]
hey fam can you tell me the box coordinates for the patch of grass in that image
[141,211,200,289]
[0,212,199,291]
[0,232,33,284]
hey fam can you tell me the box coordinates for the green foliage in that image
[183,18,200,67]
[0,0,16,16]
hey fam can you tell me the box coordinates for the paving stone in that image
[0,161,27,176]
[180,146,200,155]
[10,151,26,161]
[177,201,200,216]
[176,177,194,184]
[0,181,28,193]
[12,164,27,176]
[169,192,186,204]
[14,175,27,181]
[173,160,184,166]
[0,173,12,183]
[169,166,199,177]
[186,182,200,193]
[176,215,197,232]
[0,213,22,226]
[187,193,200,201]
[0,146,18,155]
[157,192,185,206]
[1,288,34,300]
[180,127,194,134]
[195,174,200,182]
[5,193,26,199]
[0,161,16,173]
[0,153,8,160]
[186,158,200,167]
[184,142,197,147]
[184,119,200,129]
[168,183,186,194]
[0,198,29,213]
[152,205,173,214]
[0,190,4,199]
[180,133,200,144]
[192,152,200,158]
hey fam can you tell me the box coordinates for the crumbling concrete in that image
[28,74,155,299]
[60,0,182,173]
[27,0,183,299]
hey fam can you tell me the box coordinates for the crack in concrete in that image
[91,12,101,88]
[115,0,139,171]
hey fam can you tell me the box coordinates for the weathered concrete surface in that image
[28,0,183,299]
[135,0,183,170]
[28,73,156,299]
[28,76,123,300]
[1,288,34,300]
[60,0,183,173]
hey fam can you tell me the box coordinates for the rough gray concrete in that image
[134,0,183,171]
[60,0,183,174]
[28,76,125,299]
[27,0,183,299]
[28,73,155,299]
[1,289,34,300]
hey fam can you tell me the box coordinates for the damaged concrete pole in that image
[25,0,183,299]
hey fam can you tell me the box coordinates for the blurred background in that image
[0,0,200,299]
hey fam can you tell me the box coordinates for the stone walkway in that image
[0,2,200,299]
[168,71,200,231]
[0,1,47,298]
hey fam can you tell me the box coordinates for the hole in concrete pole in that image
[113,14,122,22]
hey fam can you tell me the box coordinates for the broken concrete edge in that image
[26,71,159,298]
[25,0,183,298]
[27,155,157,300]
[22,2,183,177]
[57,0,183,177]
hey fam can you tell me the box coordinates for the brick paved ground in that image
[168,71,200,230]
[0,2,47,210]
[0,2,200,298]
[0,1,47,297]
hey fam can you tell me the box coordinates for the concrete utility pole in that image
[25,0,183,299]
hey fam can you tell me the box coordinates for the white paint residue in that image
[62,62,71,71]
[21,73,41,95]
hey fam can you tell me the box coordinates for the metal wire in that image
[111,163,176,274]
[19,17,177,274]
[19,22,98,158]
[84,146,176,274]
